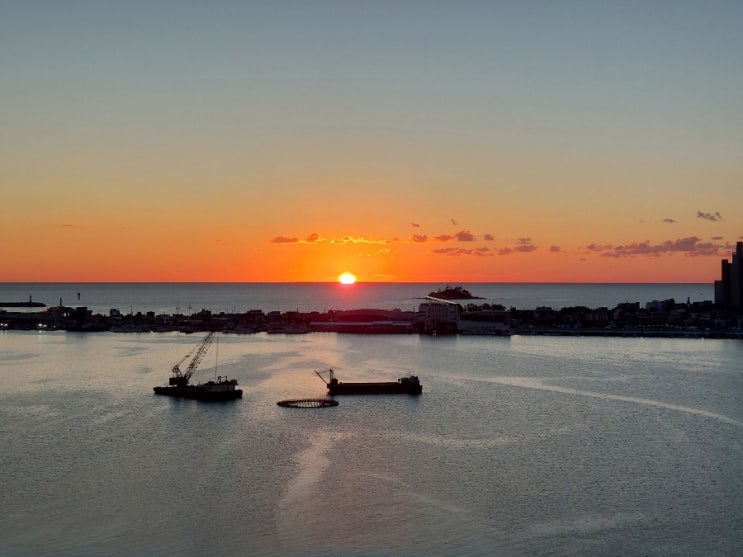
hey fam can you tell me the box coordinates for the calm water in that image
[0,282,714,315]
[1,327,741,556]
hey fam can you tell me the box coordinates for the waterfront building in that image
[418,298,460,334]
[458,310,511,334]
[715,241,743,311]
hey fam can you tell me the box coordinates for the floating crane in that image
[169,331,215,387]
[154,331,241,401]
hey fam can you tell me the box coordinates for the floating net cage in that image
[276,398,339,409]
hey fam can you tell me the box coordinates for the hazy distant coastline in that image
[1,282,739,338]
[0,282,714,315]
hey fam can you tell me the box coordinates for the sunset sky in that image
[2,1,741,283]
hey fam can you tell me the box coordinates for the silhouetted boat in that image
[315,369,422,395]
[153,332,242,402]
[153,377,242,401]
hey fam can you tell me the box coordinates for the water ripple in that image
[491,376,743,428]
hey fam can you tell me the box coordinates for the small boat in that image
[315,368,422,395]
[153,332,243,402]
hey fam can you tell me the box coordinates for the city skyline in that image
[2,2,741,283]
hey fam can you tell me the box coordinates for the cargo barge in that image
[315,368,422,395]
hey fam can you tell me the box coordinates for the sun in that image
[338,272,357,285]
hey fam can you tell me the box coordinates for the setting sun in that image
[338,272,357,285]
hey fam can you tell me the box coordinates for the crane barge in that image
[153,332,243,401]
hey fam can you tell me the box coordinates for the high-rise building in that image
[715,241,743,310]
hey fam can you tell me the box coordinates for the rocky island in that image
[427,285,483,300]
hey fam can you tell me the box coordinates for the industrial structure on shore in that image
[715,241,743,311]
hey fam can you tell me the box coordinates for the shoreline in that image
[1,308,741,339]
[1,284,740,338]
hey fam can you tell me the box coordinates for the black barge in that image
[154,377,243,402]
[153,332,242,402]
[316,369,422,395]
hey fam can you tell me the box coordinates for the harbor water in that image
[1,283,741,556]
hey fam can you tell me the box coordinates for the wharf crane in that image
[169,331,215,387]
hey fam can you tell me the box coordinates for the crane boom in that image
[314,368,335,385]
[170,331,215,386]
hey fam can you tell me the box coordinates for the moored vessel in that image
[315,368,422,395]
[153,331,242,401]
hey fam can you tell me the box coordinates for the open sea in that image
[0,282,716,315]
[1,283,741,556]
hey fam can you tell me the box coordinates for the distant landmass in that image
[427,285,483,300]
[0,300,46,308]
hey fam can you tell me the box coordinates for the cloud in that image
[591,236,726,258]
[270,236,298,244]
[433,247,492,257]
[586,243,613,252]
[330,235,390,245]
[692,241,729,256]
[483,233,495,241]
[271,232,392,245]
[484,238,540,256]
[410,234,428,243]
[662,218,676,223]
[697,211,723,222]
[433,230,476,242]
[514,237,537,252]
[549,245,561,253]
[411,222,421,228]
[455,230,475,242]
[59,223,96,231]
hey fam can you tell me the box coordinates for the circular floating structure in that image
[277,398,339,409]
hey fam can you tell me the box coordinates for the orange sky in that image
[1,3,741,283]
